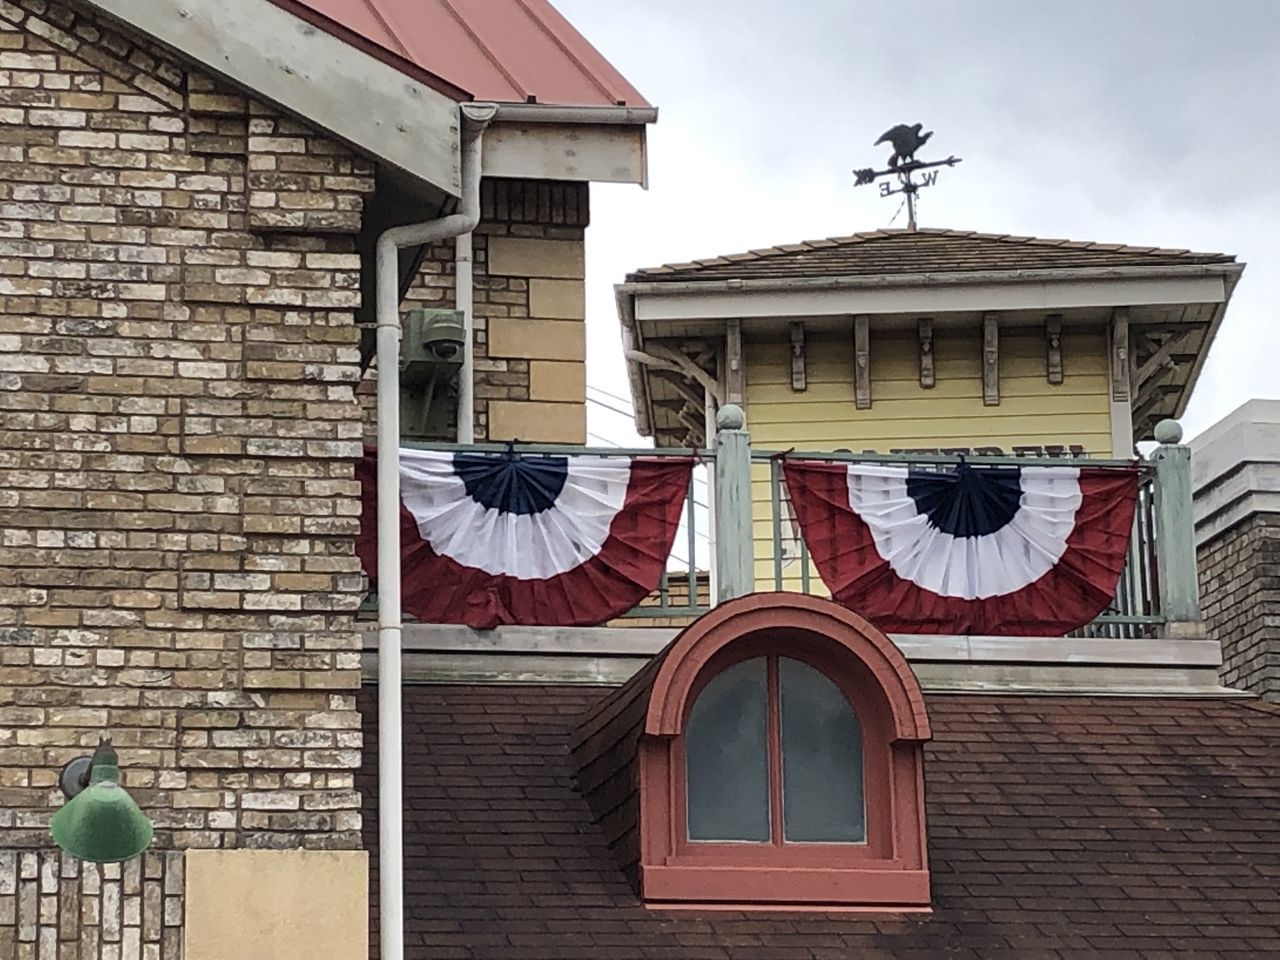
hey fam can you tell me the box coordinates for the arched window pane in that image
[685,657,769,841]
[779,657,865,842]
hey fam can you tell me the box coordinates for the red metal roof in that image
[271,0,650,108]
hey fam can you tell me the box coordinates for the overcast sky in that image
[554,0,1280,448]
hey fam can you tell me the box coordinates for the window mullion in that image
[766,654,784,847]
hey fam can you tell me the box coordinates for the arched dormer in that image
[572,593,932,910]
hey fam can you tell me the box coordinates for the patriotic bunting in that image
[782,460,1139,635]
[357,449,693,629]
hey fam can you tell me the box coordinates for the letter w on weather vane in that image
[852,123,962,231]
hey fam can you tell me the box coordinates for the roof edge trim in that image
[620,262,1247,296]
[84,0,464,196]
[266,0,472,101]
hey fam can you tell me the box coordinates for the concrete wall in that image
[1191,399,1280,700]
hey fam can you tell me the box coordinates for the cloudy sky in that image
[554,0,1279,447]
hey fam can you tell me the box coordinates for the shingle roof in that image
[273,0,651,108]
[358,684,1280,959]
[626,229,1236,283]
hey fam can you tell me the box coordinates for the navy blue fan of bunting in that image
[452,453,569,515]
[905,464,1022,537]
[356,447,694,629]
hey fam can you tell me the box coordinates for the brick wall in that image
[356,177,589,444]
[1197,513,1280,700]
[0,850,184,959]
[0,0,367,877]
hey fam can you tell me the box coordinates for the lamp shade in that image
[50,740,153,864]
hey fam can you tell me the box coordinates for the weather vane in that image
[853,123,962,231]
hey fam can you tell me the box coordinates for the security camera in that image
[400,309,467,386]
[419,313,466,364]
[427,338,460,362]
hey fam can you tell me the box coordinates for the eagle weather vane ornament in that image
[854,123,962,231]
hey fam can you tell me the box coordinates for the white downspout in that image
[455,231,475,443]
[374,101,496,960]
[704,389,718,604]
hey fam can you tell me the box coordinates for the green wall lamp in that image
[51,737,154,863]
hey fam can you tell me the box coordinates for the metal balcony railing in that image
[632,448,1166,637]
[374,414,1201,639]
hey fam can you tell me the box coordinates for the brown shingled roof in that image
[626,229,1236,283]
[358,685,1280,959]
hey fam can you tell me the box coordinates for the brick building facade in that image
[1193,399,1280,701]
[359,179,590,445]
[0,0,649,955]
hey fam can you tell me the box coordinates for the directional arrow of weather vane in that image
[853,123,962,231]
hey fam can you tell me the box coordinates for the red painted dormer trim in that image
[636,593,933,910]
[644,594,931,743]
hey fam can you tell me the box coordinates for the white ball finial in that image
[1154,419,1183,444]
[716,403,745,431]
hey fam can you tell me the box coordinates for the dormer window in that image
[574,593,933,911]
[684,655,866,845]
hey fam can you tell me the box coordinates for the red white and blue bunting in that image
[357,449,693,629]
[782,460,1139,636]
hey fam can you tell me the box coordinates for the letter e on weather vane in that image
[853,123,962,231]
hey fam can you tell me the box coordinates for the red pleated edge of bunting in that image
[781,460,1140,636]
[356,450,694,629]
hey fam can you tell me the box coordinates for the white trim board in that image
[357,623,1233,695]
[631,275,1227,324]
[483,122,647,185]
[83,0,462,195]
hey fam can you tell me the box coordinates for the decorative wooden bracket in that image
[626,342,723,406]
[725,319,745,405]
[982,314,999,406]
[1110,308,1130,402]
[918,318,934,389]
[652,368,706,411]
[853,315,871,409]
[789,322,807,392]
[1134,329,1193,388]
[1134,370,1178,414]
[1045,314,1063,385]
[1130,328,1196,435]
[677,406,704,440]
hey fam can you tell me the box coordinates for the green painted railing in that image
[373,414,1202,638]
[630,446,1164,637]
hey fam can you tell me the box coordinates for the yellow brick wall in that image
[744,325,1114,592]
[484,235,587,444]
[356,183,591,446]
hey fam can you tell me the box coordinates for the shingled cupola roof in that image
[616,227,1244,448]
[626,228,1236,284]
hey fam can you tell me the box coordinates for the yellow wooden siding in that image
[744,327,1114,593]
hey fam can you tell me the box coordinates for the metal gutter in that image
[492,103,658,125]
